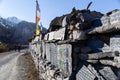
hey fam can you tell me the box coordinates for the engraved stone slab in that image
[110,10,120,24]
[57,44,72,76]
[50,43,57,66]
[76,65,96,80]
[46,43,51,61]
[41,41,46,59]
[101,15,110,26]
[110,36,120,52]
[53,27,66,40]
[88,65,104,80]
[48,32,54,40]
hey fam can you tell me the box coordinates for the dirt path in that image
[0,51,38,80]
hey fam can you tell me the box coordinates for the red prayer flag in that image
[36,0,40,36]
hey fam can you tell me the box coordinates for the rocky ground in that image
[0,50,38,80]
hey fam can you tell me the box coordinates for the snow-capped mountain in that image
[0,16,47,44]
[6,17,21,24]
[0,16,21,28]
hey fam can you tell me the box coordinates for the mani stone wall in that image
[30,9,120,80]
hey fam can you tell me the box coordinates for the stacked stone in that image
[30,9,120,80]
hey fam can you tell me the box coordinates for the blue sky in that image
[0,0,120,28]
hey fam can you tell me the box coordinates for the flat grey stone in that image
[99,67,117,80]
[88,65,104,80]
[76,65,96,80]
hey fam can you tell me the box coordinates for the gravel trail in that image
[0,51,38,80]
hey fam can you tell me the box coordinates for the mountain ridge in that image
[0,16,47,44]
[6,17,21,24]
